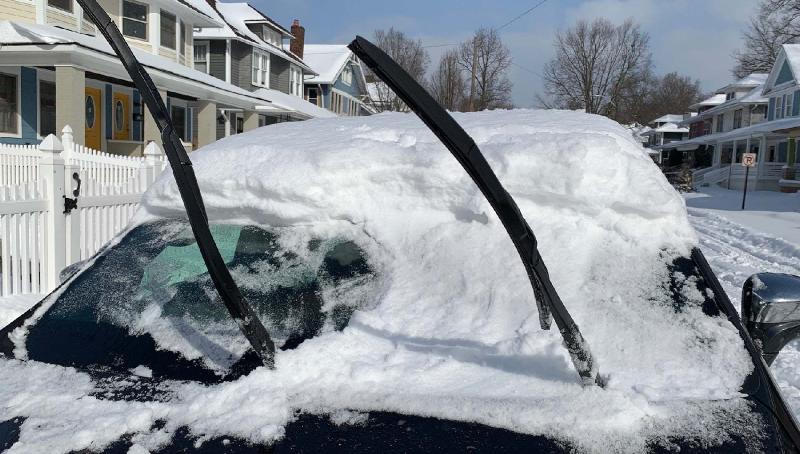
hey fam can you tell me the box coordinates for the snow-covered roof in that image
[716,73,768,93]
[303,45,353,84]
[253,88,336,119]
[655,115,800,150]
[194,2,313,72]
[686,84,768,125]
[179,0,221,26]
[689,93,726,110]
[782,44,800,84]
[650,114,685,124]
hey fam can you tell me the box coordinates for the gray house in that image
[193,1,332,140]
[303,44,374,116]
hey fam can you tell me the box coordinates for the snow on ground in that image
[0,111,771,452]
[684,187,800,416]
[0,294,41,330]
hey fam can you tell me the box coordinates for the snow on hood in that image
[1,110,760,452]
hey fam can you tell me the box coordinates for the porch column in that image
[196,100,217,149]
[712,142,721,166]
[55,66,86,146]
[143,89,167,148]
[243,111,259,132]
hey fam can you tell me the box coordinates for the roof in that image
[303,45,353,84]
[643,122,688,135]
[0,20,326,119]
[716,73,768,93]
[650,114,685,124]
[194,2,313,73]
[179,0,221,25]
[253,88,336,119]
[683,84,768,126]
[655,115,800,150]
[689,93,727,110]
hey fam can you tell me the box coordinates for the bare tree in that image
[458,28,513,111]
[644,72,702,120]
[370,27,430,112]
[734,0,800,78]
[428,49,467,111]
[540,18,651,121]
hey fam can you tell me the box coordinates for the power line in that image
[495,0,550,32]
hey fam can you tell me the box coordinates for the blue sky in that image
[251,0,760,107]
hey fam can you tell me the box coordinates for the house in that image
[192,2,333,139]
[0,0,317,156]
[302,45,373,116]
[642,114,690,165]
[650,60,800,192]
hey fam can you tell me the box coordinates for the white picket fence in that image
[0,126,166,296]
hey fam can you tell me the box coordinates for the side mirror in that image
[743,273,800,365]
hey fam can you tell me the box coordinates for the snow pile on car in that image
[0,110,760,452]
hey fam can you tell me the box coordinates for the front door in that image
[85,87,102,150]
[112,92,130,141]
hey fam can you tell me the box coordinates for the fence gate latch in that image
[63,172,81,214]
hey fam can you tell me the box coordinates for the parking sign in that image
[742,153,757,167]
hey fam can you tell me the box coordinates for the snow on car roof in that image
[1,110,759,452]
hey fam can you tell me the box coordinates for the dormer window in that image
[262,27,281,46]
[726,92,734,101]
[160,11,177,49]
[122,1,148,40]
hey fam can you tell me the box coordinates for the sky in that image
[250,0,760,107]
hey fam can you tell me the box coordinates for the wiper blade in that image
[349,36,603,387]
[77,0,276,368]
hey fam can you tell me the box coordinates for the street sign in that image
[742,153,757,167]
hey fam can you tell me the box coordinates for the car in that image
[2,20,800,452]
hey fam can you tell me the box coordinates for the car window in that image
[22,219,379,381]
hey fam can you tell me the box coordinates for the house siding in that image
[209,40,227,81]
[132,90,142,142]
[0,0,36,22]
[271,58,290,93]
[793,91,800,117]
[46,8,78,31]
[332,62,364,99]
[231,41,252,91]
[105,84,113,140]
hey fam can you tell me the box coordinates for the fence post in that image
[39,134,66,291]
[141,141,163,190]
[62,126,82,264]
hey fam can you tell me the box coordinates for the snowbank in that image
[1,110,760,452]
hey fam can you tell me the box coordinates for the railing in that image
[0,126,166,296]
[693,163,800,188]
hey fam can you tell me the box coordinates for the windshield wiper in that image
[77,0,277,368]
[349,36,604,387]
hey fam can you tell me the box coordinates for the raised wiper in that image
[77,0,277,368]
[349,36,604,387]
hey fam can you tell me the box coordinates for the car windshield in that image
[20,219,379,380]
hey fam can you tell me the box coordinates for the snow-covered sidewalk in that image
[684,187,800,414]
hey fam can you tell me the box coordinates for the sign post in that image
[741,152,757,210]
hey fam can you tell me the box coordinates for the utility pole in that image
[469,35,478,112]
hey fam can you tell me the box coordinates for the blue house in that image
[301,45,373,116]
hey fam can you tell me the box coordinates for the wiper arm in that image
[77,0,276,368]
[349,36,604,387]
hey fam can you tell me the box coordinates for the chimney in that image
[206,0,215,8]
[290,19,305,59]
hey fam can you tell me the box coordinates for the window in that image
[715,114,724,133]
[194,43,209,73]
[40,81,56,137]
[290,67,302,97]
[0,73,18,135]
[725,92,735,101]
[733,109,742,129]
[342,67,353,86]
[179,21,187,56]
[263,27,281,46]
[787,92,794,118]
[307,87,318,106]
[48,0,72,12]
[122,1,148,40]
[251,50,270,87]
[331,92,343,114]
[171,105,186,141]
[160,11,177,49]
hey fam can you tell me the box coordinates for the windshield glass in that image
[21,219,380,380]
